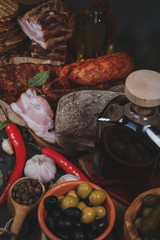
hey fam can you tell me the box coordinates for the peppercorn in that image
[12,179,42,205]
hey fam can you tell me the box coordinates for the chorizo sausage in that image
[68,52,134,85]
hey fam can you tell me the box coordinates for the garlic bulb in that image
[24,154,56,183]
[49,174,79,188]
[1,138,14,155]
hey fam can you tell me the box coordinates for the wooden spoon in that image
[7,177,46,236]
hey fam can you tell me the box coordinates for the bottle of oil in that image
[77,0,117,61]
[92,70,160,203]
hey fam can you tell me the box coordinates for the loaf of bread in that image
[55,89,124,152]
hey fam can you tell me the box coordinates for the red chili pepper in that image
[0,124,26,205]
[28,143,90,182]
[42,147,90,182]
[42,148,130,204]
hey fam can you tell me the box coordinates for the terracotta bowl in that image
[38,180,116,240]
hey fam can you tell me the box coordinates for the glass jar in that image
[92,70,160,203]
[76,0,116,61]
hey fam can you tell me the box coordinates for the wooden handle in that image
[10,211,28,236]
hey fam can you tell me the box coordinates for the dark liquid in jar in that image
[93,125,158,201]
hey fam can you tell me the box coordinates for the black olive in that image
[86,218,107,239]
[64,207,81,220]
[72,228,87,240]
[55,232,70,240]
[44,195,59,211]
[74,220,86,237]
[55,215,74,236]
[45,214,56,233]
[48,208,62,220]
[83,199,92,207]
[74,220,84,229]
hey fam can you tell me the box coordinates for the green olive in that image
[141,207,153,218]
[134,217,142,232]
[66,190,79,202]
[135,142,146,153]
[89,190,106,206]
[127,144,138,162]
[60,195,78,211]
[58,195,64,202]
[143,194,159,207]
[135,154,144,164]
[77,183,92,200]
[80,207,96,224]
[118,133,131,144]
[77,201,87,210]
[93,206,107,219]
[110,141,125,157]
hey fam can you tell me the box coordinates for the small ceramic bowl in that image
[38,180,116,240]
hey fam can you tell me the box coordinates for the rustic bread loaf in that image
[55,89,124,152]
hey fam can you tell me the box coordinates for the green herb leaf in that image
[0,170,3,188]
[0,122,7,131]
[28,71,50,88]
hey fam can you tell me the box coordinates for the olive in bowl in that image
[38,181,116,240]
[124,188,160,240]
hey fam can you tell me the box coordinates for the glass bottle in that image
[77,0,117,61]
[92,70,160,202]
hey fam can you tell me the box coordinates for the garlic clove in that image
[49,174,80,188]
[1,138,14,155]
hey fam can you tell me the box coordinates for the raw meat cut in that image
[11,88,55,143]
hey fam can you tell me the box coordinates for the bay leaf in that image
[28,70,50,88]
[0,170,3,188]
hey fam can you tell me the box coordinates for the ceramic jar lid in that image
[125,70,160,107]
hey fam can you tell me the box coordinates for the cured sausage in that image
[59,58,94,78]
[67,52,134,85]
[0,51,133,110]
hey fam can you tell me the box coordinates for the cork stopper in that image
[125,70,160,107]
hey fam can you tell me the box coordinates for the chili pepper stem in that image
[27,142,44,152]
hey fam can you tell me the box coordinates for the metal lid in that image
[125,70,160,107]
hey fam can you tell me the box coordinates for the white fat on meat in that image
[11,88,56,144]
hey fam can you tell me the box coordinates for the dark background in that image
[65,0,160,72]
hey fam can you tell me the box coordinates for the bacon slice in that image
[30,40,67,64]
[11,88,55,144]
[18,0,76,49]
